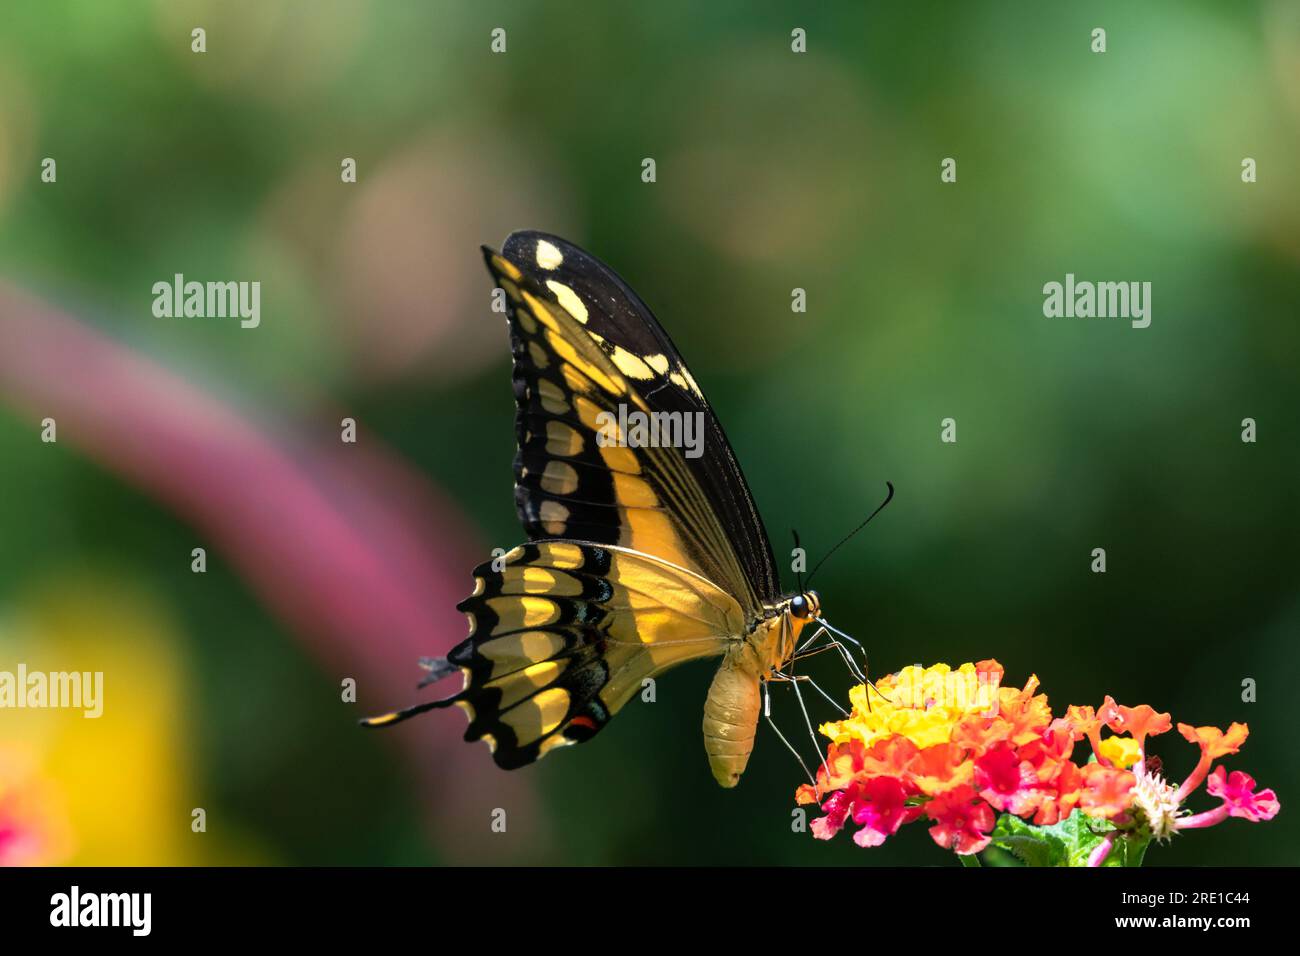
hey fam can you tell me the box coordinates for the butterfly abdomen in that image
[702,652,762,788]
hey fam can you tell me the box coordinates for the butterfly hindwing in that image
[363,541,744,769]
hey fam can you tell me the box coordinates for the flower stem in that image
[1087,833,1115,867]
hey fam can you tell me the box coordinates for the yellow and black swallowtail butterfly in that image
[364,231,844,788]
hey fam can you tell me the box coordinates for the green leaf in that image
[989,814,1068,866]
[987,811,1147,867]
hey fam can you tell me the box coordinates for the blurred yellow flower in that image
[2,572,199,865]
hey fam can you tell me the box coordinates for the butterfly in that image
[363,231,863,788]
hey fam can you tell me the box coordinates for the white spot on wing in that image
[535,240,564,270]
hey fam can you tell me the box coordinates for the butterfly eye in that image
[790,595,809,619]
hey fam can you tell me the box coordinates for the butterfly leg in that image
[794,628,868,686]
[813,618,893,711]
[761,680,819,793]
[814,617,870,675]
[768,671,832,787]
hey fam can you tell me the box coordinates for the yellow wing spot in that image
[621,506,680,560]
[545,420,584,457]
[517,567,560,593]
[491,254,523,282]
[472,576,486,597]
[547,330,621,395]
[488,660,566,709]
[540,460,580,496]
[539,500,570,535]
[521,291,562,333]
[614,472,658,508]
[536,378,570,415]
[514,566,583,596]
[574,395,607,433]
[465,610,477,635]
[610,346,655,381]
[488,595,560,628]
[527,340,550,369]
[544,542,586,569]
[561,363,593,396]
[502,686,571,739]
[535,239,564,270]
[598,442,641,475]
[454,698,477,724]
[539,734,578,757]
[645,353,670,375]
[504,545,527,563]
[546,280,589,324]
[479,630,567,671]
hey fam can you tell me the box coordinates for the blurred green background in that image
[1,0,1296,865]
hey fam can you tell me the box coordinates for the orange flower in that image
[1175,722,1249,801]
[1104,700,1172,752]
[1078,763,1136,819]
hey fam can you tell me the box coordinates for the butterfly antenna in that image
[805,481,894,588]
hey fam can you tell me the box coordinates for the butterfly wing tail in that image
[359,696,456,728]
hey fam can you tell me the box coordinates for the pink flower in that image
[850,777,915,848]
[809,790,854,841]
[1180,767,1281,830]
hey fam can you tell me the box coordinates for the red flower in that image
[925,786,995,855]
[974,744,1042,816]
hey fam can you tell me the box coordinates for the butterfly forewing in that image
[486,231,780,611]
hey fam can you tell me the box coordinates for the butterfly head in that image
[788,590,821,622]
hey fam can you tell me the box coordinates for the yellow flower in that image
[1097,735,1142,769]
[821,662,1002,751]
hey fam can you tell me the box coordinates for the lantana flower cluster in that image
[795,660,1278,863]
